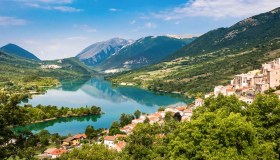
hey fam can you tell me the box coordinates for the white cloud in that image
[154,0,280,20]
[109,8,119,12]
[19,0,82,12]
[16,0,73,4]
[145,22,157,29]
[0,16,27,26]
[53,6,82,12]
[73,24,97,33]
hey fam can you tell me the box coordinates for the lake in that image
[18,77,193,136]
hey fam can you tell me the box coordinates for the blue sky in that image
[0,0,280,60]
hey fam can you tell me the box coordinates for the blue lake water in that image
[18,78,192,136]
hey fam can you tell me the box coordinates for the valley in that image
[1,3,280,159]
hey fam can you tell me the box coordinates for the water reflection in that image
[20,78,192,135]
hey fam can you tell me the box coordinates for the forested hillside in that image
[109,8,280,95]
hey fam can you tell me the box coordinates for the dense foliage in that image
[61,94,280,159]
[0,92,101,159]
[59,144,121,160]
[22,104,102,124]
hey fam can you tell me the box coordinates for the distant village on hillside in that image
[205,58,280,103]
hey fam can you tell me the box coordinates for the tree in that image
[119,114,134,127]
[85,125,97,141]
[109,121,121,136]
[134,110,141,119]
[59,144,120,160]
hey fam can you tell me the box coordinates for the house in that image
[114,141,127,152]
[62,134,87,146]
[39,148,66,159]
[132,118,144,124]
[239,96,254,104]
[120,123,136,134]
[195,98,204,107]
[104,134,127,148]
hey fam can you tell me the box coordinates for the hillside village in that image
[206,58,280,103]
[37,101,204,159]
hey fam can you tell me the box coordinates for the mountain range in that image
[76,38,133,67]
[96,36,196,72]
[109,7,280,95]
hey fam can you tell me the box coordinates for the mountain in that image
[76,38,132,66]
[97,36,196,72]
[0,43,40,61]
[109,7,280,95]
[0,50,93,85]
[168,7,280,60]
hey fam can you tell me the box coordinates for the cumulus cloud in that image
[0,16,27,26]
[154,0,280,20]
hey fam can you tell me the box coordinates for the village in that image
[205,58,280,103]
[37,57,280,159]
[37,100,204,159]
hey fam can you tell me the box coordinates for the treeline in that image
[61,94,280,159]
[22,104,102,124]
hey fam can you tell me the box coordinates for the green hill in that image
[109,7,280,95]
[97,36,195,72]
[0,43,40,61]
[0,51,93,93]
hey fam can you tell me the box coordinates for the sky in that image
[0,0,280,60]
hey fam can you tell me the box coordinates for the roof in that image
[226,89,234,92]
[104,134,127,141]
[51,149,66,155]
[63,136,75,142]
[73,134,87,139]
[115,141,126,151]
[44,148,66,155]
[104,136,116,141]
[44,148,57,154]
[176,106,186,111]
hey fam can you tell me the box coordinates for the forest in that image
[60,93,280,160]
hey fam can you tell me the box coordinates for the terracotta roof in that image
[176,106,186,111]
[73,134,87,139]
[104,134,127,141]
[51,149,66,155]
[226,89,234,92]
[44,148,66,155]
[44,148,57,154]
[104,136,116,141]
[115,141,126,152]
[63,136,75,142]
[148,117,159,122]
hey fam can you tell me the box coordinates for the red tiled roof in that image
[73,134,87,139]
[115,141,126,151]
[51,149,66,155]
